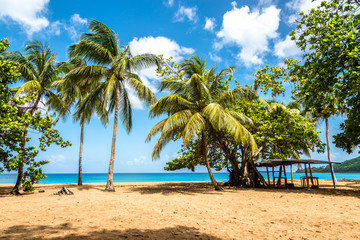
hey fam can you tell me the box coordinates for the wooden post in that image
[272,166,275,186]
[283,164,288,189]
[309,163,314,186]
[266,166,270,185]
[291,165,294,184]
[304,163,310,190]
[277,166,282,185]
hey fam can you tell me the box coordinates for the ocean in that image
[0,172,360,184]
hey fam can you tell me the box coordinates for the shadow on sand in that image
[1,224,221,240]
[1,180,359,198]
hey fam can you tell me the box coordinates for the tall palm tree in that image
[147,56,257,190]
[56,57,108,186]
[4,41,66,194]
[68,20,160,191]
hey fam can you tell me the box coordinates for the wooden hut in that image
[255,159,341,189]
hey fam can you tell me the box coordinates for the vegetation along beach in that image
[1,0,359,239]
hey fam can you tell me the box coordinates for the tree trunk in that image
[325,118,337,188]
[202,131,223,191]
[239,146,267,188]
[105,88,120,192]
[221,139,241,186]
[78,122,84,186]
[10,93,42,195]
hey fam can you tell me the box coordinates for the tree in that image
[56,57,107,186]
[147,55,257,190]
[290,0,360,153]
[68,20,160,191]
[4,40,68,193]
[0,39,70,194]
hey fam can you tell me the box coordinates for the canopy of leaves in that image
[0,39,71,191]
[290,0,360,153]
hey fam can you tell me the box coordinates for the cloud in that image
[215,3,280,66]
[274,35,301,58]
[286,0,321,23]
[129,36,194,61]
[48,154,65,163]
[174,6,198,23]
[167,0,175,7]
[47,20,61,36]
[128,36,195,109]
[0,0,50,36]
[209,52,222,62]
[126,155,149,166]
[204,17,216,32]
[64,14,87,41]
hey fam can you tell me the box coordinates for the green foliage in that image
[290,0,360,153]
[296,156,360,173]
[0,39,71,191]
[148,55,256,167]
[164,137,226,172]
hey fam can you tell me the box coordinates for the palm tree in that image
[300,93,341,188]
[56,57,108,186]
[4,41,66,194]
[68,20,160,191]
[146,56,257,191]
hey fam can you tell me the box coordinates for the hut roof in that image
[255,159,341,167]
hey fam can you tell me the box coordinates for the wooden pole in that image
[304,163,310,190]
[283,164,288,189]
[291,165,294,184]
[266,166,270,185]
[309,163,314,186]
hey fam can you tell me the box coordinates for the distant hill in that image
[296,156,360,173]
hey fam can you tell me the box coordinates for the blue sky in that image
[0,0,358,173]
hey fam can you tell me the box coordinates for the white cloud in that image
[64,13,87,41]
[48,154,65,163]
[126,155,149,166]
[286,0,321,23]
[204,17,216,32]
[70,13,87,25]
[215,4,280,66]
[167,0,175,6]
[174,6,198,23]
[48,21,61,36]
[129,36,194,61]
[209,53,222,62]
[0,0,50,36]
[128,36,195,109]
[274,35,301,58]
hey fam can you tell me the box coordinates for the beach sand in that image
[1,179,360,240]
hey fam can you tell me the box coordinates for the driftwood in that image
[54,186,74,195]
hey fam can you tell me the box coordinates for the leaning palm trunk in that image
[10,94,42,195]
[202,131,223,191]
[78,122,85,186]
[325,118,337,188]
[105,88,120,191]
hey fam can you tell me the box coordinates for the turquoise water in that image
[0,172,359,184]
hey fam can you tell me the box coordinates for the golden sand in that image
[1,179,360,240]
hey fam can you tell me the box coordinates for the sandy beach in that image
[1,179,360,240]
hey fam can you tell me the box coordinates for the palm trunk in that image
[202,131,223,191]
[10,94,42,195]
[78,122,84,186]
[105,88,120,191]
[325,118,337,188]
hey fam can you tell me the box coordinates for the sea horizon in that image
[1,172,360,184]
